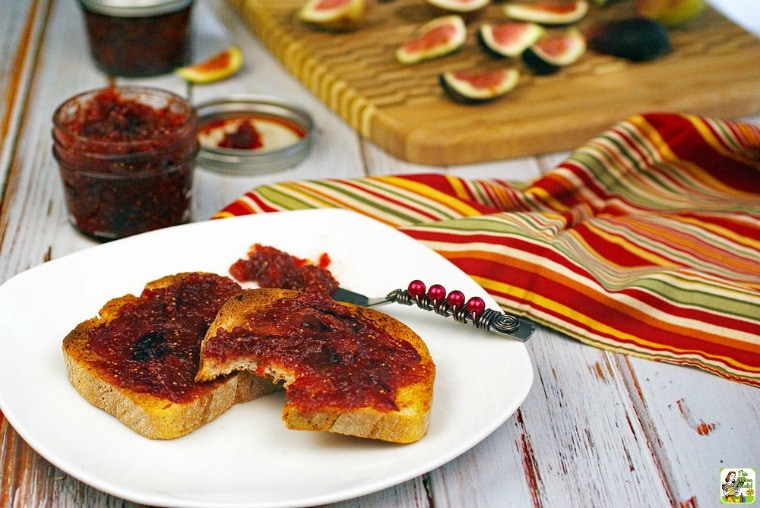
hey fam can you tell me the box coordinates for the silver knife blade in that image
[331,286,391,307]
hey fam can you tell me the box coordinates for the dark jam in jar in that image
[79,0,194,77]
[52,86,198,241]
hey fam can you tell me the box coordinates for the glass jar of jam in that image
[78,0,194,77]
[52,86,199,241]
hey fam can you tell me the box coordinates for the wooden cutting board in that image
[229,0,760,165]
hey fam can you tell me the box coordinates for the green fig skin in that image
[588,17,672,62]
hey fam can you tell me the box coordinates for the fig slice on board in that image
[478,22,545,58]
[522,28,586,74]
[299,0,368,31]
[588,17,672,62]
[174,46,243,84]
[426,0,491,17]
[396,15,467,64]
[504,0,589,25]
[439,68,521,103]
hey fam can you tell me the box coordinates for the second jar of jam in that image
[52,86,199,241]
[78,0,194,77]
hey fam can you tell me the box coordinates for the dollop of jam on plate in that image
[229,243,339,295]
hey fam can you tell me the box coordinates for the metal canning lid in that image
[79,0,194,17]
[195,95,315,175]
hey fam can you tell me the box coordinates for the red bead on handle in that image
[427,284,447,303]
[407,280,426,298]
[388,280,533,341]
[466,296,486,317]
[446,290,466,308]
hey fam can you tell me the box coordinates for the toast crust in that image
[197,288,435,443]
[62,272,276,440]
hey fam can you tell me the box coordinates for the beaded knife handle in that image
[332,280,535,342]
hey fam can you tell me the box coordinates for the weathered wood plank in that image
[0,0,47,193]
[619,356,760,506]
[426,330,673,507]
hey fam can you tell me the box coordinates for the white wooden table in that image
[1,0,758,506]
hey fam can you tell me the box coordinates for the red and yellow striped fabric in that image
[216,113,760,387]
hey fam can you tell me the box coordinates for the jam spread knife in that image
[332,280,535,342]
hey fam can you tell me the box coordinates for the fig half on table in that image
[175,46,243,84]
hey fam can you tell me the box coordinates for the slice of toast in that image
[197,288,436,443]
[62,272,276,439]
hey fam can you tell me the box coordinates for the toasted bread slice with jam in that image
[62,272,276,439]
[197,288,435,443]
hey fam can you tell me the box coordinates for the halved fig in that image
[299,0,368,31]
[478,22,545,58]
[426,0,490,18]
[522,28,586,74]
[588,17,672,62]
[504,0,589,25]
[175,46,243,84]
[396,15,467,64]
[439,68,520,103]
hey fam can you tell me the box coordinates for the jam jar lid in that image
[195,95,315,175]
[79,0,194,17]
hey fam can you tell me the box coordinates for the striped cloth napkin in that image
[215,113,760,388]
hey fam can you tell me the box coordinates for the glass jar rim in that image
[52,86,198,152]
[79,0,194,17]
